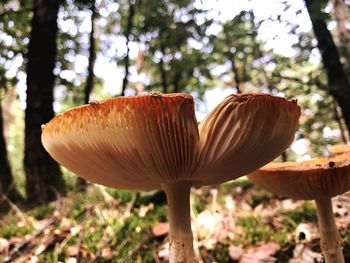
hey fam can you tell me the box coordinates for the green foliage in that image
[211,10,266,92]
[5,95,25,195]
[131,0,213,94]
[1,184,350,262]
[204,243,231,262]
[0,212,33,238]
[106,188,136,203]
[282,201,318,225]
[342,230,350,258]
[249,190,273,208]
[27,203,56,220]
[2,0,350,261]
[236,216,272,245]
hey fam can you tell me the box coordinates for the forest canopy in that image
[1,0,350,261]
[1,0,349,206]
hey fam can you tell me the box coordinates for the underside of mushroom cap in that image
[42,93,301,190]
[248,152,350,200]
[42,94,199,190]
[191,93,301,186]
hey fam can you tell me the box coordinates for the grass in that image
[235,216,272,245]
[0,179,349,262]
[0,212,33,239]
[282,201,318,225]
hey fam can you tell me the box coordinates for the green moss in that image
[220,178,254,195]
[0,214,33,238]
[71,190,104,212]
[83,226,105,253]
[274,242,296,262]
[235,179,254,191]
[282,201,317,225]
[105,189,136,204]
[271,228,290,247]
[236,216,271,244]
[341,228,350,258]
[249,190,273,208]
[27,202,55,220]
[208,243,231,262]
[192,198,206,214]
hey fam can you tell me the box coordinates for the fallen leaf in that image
[138,203,154,217]
[152,222,169,237]
[66,245,80,257]
[240,242,280,263]
[157,242,169,259]
[0,238,9,255]
[281,199,299,211]
[9,236,23,245]
[70,226,82,236]
[289,243,323,263]
[30,255,38,263]
[65,257,77,263]
[228,245,243,260]
[101,247,113,259]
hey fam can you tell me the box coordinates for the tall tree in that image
[81,0,97,104]
[304,0,350,133]
[120,0,137,96]
[0,0,31,203]
[0,91,23,202]
[332,0,350,73]
[77,0,97,191]
[25,0,66,205]
[211,11,264,93]
[135,0,212,94]
[84,3,97,103]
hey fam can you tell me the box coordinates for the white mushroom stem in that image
[315,198,344,263]
[161,181,198,263]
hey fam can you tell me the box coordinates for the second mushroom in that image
[42,93,300,262]
[248,152,350,263]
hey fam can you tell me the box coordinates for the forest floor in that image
[0,178,349,263]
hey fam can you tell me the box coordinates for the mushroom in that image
[248,152,350,263]
[329,144,350,156]
[41,93,300,262]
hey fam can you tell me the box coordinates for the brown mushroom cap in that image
[192,94,301,185]
[329,144,350,156]
[42,94,198,189]
[42,93,301,190]
[248,152,350,200]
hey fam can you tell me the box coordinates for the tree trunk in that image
[0,95,23,202]
[77,1,97,191]
[84,2,96,104]
[332,100,348,144]
[159,43,168,93]
[173,71,181,93]
[281,151,288,162]
[230,53,241,93]
[2,88,16,139]
[25,0,66,206]
[304,0,350,134]
[121,0,136,96]
[332,0,350,71]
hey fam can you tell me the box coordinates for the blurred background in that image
[1,0,350,262]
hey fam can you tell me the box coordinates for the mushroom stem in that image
[315,198,344,263]
[161,181,198,263]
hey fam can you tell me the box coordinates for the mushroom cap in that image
[191,94,301,186]
[42,93,300,190]
[248,152,350,200]
[329,144,350,156]
[42,94,198,190]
